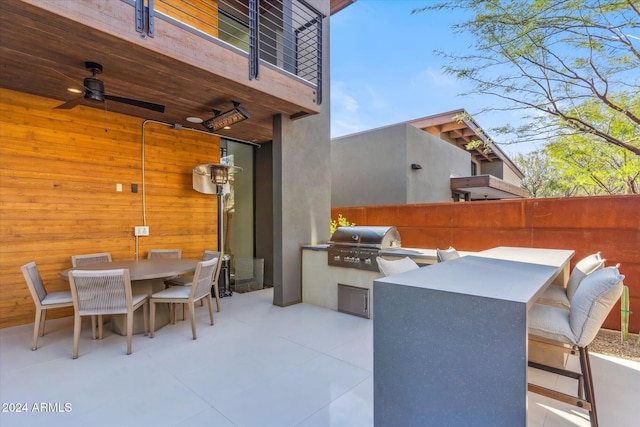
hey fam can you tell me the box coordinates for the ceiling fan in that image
[50,61,165,113]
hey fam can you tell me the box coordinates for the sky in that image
[329,0,538,157]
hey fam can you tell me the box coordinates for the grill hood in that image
[329,226,401,249]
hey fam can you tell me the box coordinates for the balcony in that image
[0,0,330,143]
[0,288,637,426]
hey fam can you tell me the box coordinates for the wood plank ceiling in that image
[0,0,342,144]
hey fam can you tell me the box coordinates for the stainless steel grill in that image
[328,226,401,271]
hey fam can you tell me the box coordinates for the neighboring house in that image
[0,0,355,328]
[331,109,528,207]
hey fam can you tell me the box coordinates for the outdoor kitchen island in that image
[373,247,574,426]
[301,244,438,318]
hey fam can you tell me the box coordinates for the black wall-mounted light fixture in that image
[202,101,250,132]
[411,163,423,170]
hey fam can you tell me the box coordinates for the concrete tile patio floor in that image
[1,288,638,427]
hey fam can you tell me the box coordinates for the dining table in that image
[61,258,199,335]
[373,246,575,426]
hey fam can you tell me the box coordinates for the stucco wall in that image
[332,123,471,207]
[332,124,408,207]
[480,160,504,179]
[480,159,522,187]
[405,124,470,203]
[502,163,522,186]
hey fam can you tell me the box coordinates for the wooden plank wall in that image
[0,89,221,328]
[155,0,219,37]
[332,195,640,332]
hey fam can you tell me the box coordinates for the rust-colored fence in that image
[332,195,640,332]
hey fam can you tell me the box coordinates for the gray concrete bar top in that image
[373,249,574,427]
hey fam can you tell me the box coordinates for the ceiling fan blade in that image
[104,94,165,113]
[42,66,85,92]
[54,97,86,110]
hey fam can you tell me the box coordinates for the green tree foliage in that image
[515,95,639,195]
[513,151,567,197]
[330,214,355,236]
[414,0,640,156]
[544,96,640,194]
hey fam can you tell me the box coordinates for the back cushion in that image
[377,256,420,277]
[569,266,624,347]
[436,247,460,263]
[566,252,605,302]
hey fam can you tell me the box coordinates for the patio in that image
[1,288,638,427]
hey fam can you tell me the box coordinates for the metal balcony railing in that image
[143,0,324,104]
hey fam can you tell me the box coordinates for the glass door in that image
[220,139,259,292]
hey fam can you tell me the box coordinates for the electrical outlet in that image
[134,226,149,236]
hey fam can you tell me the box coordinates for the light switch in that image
[116,183,122,192]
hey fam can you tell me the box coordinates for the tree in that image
[544,95,640,194]
[514,95,639,196]
[513,151,568,197]
[414,0,640,156]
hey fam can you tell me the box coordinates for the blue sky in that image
[330,0,537,156]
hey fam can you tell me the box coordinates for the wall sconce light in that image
[411,163,422,170]
[201,101,250,132]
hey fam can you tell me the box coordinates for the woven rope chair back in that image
[22,262,47,302]
[69,269,131,316]
[148,249,182,259]
[191,258,218,300]
[72,253,112,267]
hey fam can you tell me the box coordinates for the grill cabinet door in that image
[338,284,370,319]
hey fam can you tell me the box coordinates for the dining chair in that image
[150,257,218,340]
[436,246,460,262]
[376,256,420,276]
[70,252,114,335]
[21,262,74,351]
[147,249,182,259]
[536,252,605,310]
[527,266,625,427]
[149,249,183,287]
[68,268,148,359]
[165,250,223,314]
[71,252,112,267]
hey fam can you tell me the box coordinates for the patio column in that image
[264,112,331,307]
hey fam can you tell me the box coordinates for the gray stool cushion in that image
[436,247,460,263]
[537,252,604,309]
[570,266,624,347]
[566,252,605,302]
[529,266,624,347]
[529,303,574,344]
[376,256,419,277]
